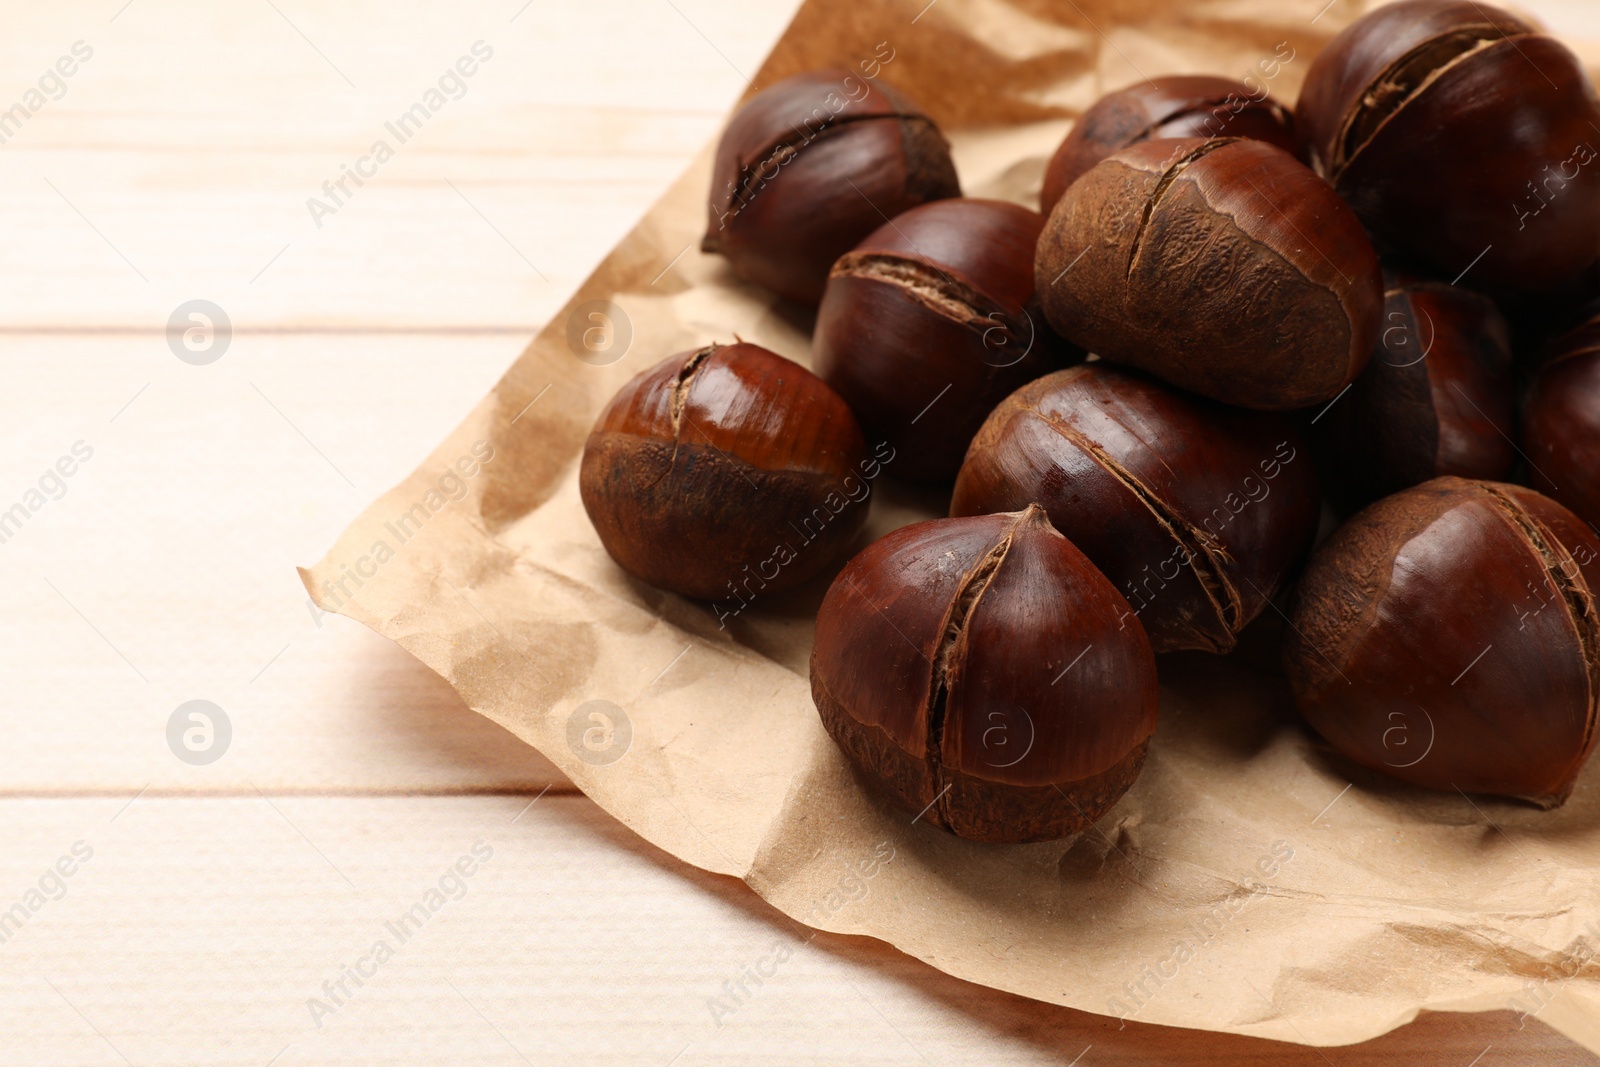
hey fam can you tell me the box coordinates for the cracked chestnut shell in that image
[1297,0,1600,292]
[1525,305,1600,531]
[1035,137,1382,410]
[702,70,960,305]
[813,198,1081,484]
[1284,478,1600,806]
[580,342,869,601]
[951,364,1319,654]
[1316,272,1515,510]
[811,506,1159,843]
[1040,75,1297,215]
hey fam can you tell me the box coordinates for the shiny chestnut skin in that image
[702,70,960,305]
[952,364,1319,654]
[1316,272,1515,510]
[813,198,1081,484]
[1040,75,1296,215]
[1297,0,1600,293]
[1035,137,1382,410]
[580,342,869,601]
[811,506,1158,842]
[1525,306,1600,531]
[1284,478,1600,806]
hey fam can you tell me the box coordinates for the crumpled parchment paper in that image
[301,0,1600,1047]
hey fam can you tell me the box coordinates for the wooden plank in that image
[0,0,797,330]
[0,795,1589,1066]
[0,336,567,793]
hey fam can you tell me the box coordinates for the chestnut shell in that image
[811,506,1159,843]
[580,342,869,601]
[1040,75,1296,215]
[1524,307,1600,531]
[1316,273,1515,510]
[1035,137,1382,410]
[702,70,960,305]
[1297,0,1600,292]
[952,364,1319,654]
[813,198,1080,483]
[1284,478,1600,806]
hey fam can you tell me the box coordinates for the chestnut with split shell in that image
[952,364,1319,654]
[814,198,1080,483]
[1035,137,1382,411]
[702,69,960,305]
[1040,74,1296,215]
[580,341,869,603]
[810,506,1159,843]
[1296,0,1600,292]
[1284,478,1600,807]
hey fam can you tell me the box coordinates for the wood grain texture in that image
[0,0,1597,1061]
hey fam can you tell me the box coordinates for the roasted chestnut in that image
[1040,74,1297,215]
[1035,137,1382,410]
[580,341,872,603]
[1284,478,1600,806]
[1524,305,1600,531]
[1315,272,1515,510]
[813,198,1079,483]
[702,69,960,305]
[952,364,1319,654]
[811,506,1158,842]
[1296,0,1600,293]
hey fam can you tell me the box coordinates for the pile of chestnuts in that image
[578,0,1600,843]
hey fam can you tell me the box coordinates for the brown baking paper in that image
[302,0,1600,1048]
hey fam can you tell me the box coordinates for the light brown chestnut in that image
[811,507,1158,843]
[952,364,1319,654]
[1035,137,1382,410]
[580,341,871,604]
[1284,478,1600,806]
[1040,74,1297,215]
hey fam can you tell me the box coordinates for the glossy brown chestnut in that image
[813,198,1080,483]
[1040,74,1297,215]
[702,69,960,305]
[1035,137,1382,410]
[580,342,870,602]
[1284,478,1600,806]
[951,364,1319,654]
[811,506,1159,842]
[1315,272,1515,510]
[1524,306,1600,531]
[1296,0,1600,293]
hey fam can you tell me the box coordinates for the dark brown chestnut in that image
[1040,74,1297,216]
[580,341,871,603]
[813,198,1080,483]
[1524,305,1600,531]
[1284,477,1600,806]
[811,506,1158,842]
[1035,137,1382,410]
[1296,0,1600,293]
[1315,272,1515,510]
[951,364,1319,654]
[702,69,960,305]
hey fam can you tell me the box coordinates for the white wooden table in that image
[3,1,1599,1063]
